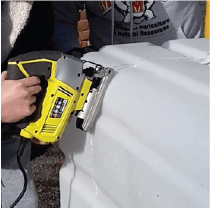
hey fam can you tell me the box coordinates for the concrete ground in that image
[30,143,65,208]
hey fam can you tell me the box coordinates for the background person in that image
[52,1,203,54]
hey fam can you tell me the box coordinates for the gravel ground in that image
[30,143,65,208]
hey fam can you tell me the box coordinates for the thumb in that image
[1,71,7,81]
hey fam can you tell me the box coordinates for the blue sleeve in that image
[52,1,85,53]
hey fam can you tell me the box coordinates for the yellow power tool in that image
[7,51,113,143]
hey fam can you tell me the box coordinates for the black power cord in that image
[10,138,29,208]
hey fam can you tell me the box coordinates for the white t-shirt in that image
[53,1,203,52]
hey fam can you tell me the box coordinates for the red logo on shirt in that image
[98,1,112,14]
[132,1,144,13]
[98,1,156,24]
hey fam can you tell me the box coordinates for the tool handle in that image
[7,51,58,79]
[6,51,63,130]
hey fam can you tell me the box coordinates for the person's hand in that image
[1,71,42,123]
[31,138,49,145]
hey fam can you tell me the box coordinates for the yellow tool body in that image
[7,51,93,143]
[20,77,91,143]
[7,51,113,143]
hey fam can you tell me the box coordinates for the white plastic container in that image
[162,38,210,65]
[59,38,209,208]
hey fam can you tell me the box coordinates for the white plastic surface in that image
[59,38,209,208]
[162,38,210,65]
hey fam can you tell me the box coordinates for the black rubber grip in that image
[7,64,26,80]
[8,51,63,63]
[6,51,61,130]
